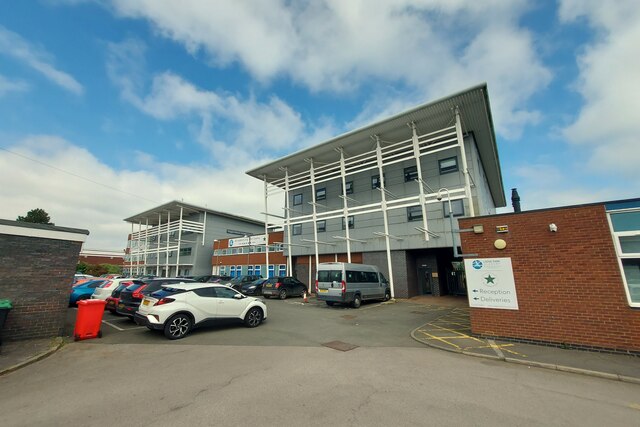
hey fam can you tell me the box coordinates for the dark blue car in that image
[69,279,106,306]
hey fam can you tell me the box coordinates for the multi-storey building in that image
[123,201,264,277]
[212,230,289,279]
[247,84,506,298]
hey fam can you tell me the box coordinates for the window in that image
[179,247,192,256]
[248,265,254,275]
[371,174,385,189]
[443,199,465,217]
[292,224,302,235]
[278,264,287,276]
[230,266,236,278]
[404,166,418,182]
[609,208,640,305]
[254,265,261,277]
[268,265,275,278]
[342,181,354,195]
[215,287,238,299]
[407,205,423,222]
[193,287,216,298]
[342,216,354,230]
[317,220,326,233]
[293,193,303,206]
[439,156,458,174]
[236,265,242,276]
[316,187,326,201]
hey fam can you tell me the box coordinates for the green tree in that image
[76,262,89,274]
[16,208,53,225]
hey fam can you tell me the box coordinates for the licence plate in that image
[265,284,272,288]
[143,300,150,306]
[118,303,124,309]
[318,289,328,293]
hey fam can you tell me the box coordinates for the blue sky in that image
[1,0,638,250]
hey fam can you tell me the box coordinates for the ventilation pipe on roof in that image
[511,188,521,213]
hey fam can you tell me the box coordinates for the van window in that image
[364,271,379,282]
[318,270,342,282]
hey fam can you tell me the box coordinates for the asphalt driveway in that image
[66,297,454,348]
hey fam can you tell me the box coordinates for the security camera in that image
[549,223,558,232]
[436,195,442,201]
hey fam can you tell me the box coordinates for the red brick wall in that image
[459,204,640,352]
[79,255,124,265]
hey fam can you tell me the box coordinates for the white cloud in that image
[106,39,317,162]
[108,0,549,140]
[0,74,29,96]
[558,0,640,175]
[0,25,84,95]
[0,136,274,250]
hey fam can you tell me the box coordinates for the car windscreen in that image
[318,270,342,282]
[229,277,243,285]
[151,288,187,299]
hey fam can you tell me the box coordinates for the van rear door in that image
[317,269,343,299]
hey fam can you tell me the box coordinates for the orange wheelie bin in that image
[74,299,106,341]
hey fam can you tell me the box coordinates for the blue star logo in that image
[472,260,483,270]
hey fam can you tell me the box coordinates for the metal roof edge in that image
[246,83,489,177]
[123,200,264,226]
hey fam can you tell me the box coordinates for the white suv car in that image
[134,283,267,340]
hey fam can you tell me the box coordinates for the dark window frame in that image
[293,193,303,206]
[342,216,355,230]
[292,224,302,235]
[316,220,326,233]
[404,166,418,182]
[407,205,423,222]
[439,156,459,174]
[342,181,354,195]
[371,174,385,189]
[315,187,326,201]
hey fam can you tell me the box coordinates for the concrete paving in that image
[1,295,639,385]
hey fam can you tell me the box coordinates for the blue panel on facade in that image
[606,199,640,212]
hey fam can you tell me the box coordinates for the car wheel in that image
[384,290,391,301]
[352,294,362,309]
[279,289,287,300]
[326,301,334,307]
[164,313,192,340]
[244,307,263,328]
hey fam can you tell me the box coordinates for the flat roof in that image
[246,83,506,207]
[123,200,264,227]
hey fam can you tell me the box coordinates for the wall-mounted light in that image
[473,224,484,234]
[549,223,558,232]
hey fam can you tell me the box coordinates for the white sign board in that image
[464,258,519,310]
[228,235,267,247]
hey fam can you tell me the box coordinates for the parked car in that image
[105,281,139,314]
[100,274,122,279]
[116,278,195,319]
[193,275,233,283]
[240,278,268,296]
[315,262,391,308]
[224,275,263,291]
[73,274,94,284]
[91,278,137,301]
[134,283,267,340]
[261,277,307,300]
[69,279,107,306]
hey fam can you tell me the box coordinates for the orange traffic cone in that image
[303,291,308,303]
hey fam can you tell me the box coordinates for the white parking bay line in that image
[102,320,125,331]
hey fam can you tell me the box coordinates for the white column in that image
[309,158,320,270]
[156,213,161,276]
[455,108,475,217]
[130,222,134,276]
[143,218,149,275]
[375,136,395,299]
[308,255,312,292]
[202,211,206,246]
[339,148,352,262]
[284,168,293,277]
[175,206,183,276]
[137,221,142,275]
[165,210,171,277]
[264,176,270,279]
[411,122,429,240]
